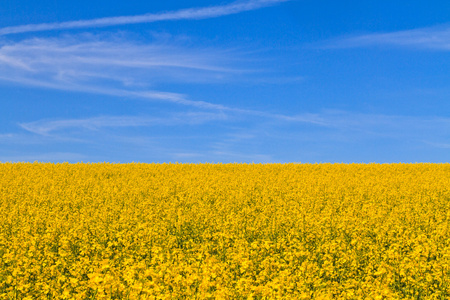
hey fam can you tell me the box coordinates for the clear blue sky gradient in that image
[0,0,449,163]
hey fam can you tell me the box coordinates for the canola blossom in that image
[0,163,450,299]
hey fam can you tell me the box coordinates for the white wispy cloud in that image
[0,34,243,109]
[13,110,450,163]
[0,33,317,115]
[0,0,291,36]
[19,112,229,136]
[217,110,450,149]
[293,110,450,138]
[21,109,450,145]
[20,116,156,135]
[324,24,450,50]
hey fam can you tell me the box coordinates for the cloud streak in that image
[19,112,229,136]
[20,110,450,140]
[0,0,291,36]
[0,33,320,116]
[13,110,450,163]
[324,24,450,50]
[0,34,243,109]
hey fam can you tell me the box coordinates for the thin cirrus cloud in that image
[243,110,450,146]
[324,24,450,50]
[19,110,450,140]
[0,0,296,115]
[17,111,328,139]
[0,34,243,109]
[19,112,229,136]
[0,0,291,36]
[11,110,450,164]
[0,34,321,116]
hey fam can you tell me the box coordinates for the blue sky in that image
[0,0,449,163]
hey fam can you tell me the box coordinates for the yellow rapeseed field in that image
[1,163,449,299]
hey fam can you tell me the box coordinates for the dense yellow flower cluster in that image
[1,163,449,299]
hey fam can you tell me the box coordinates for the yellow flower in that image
[1,162,449,298]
